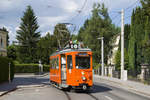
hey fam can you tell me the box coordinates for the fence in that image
[144,69,150,84]
[94,65,150,85]
[112,70,120,79]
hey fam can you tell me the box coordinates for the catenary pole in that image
[121,9,124,80]
[101,37,104,76]
[97,37,104,76]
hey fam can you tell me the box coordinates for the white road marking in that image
[105,96,113,100]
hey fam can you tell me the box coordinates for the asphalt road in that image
[0,74,150,100]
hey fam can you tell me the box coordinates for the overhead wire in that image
[74,0,108,32]
[125,0,140,11]
[68,0,141,34]
[69,0,87,22]
[109,0,141,26]
[73,0,90,33]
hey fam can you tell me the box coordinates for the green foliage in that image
[142,16,150,64]
[16,5,40,63]
[127,1,150,74]
[7,45,17,60]
[115,50,120,71]
[53,23,70,49]
[0,56,14,83]
[114,49,129,71]
[36,33,57,64]
[141,0,150,16]
[77,3,119,64]
[15,64,49,73]
[124,49,129,70]
[124,24,130,50]
[94,63,101,70]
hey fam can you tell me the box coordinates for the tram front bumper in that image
[72,83,92,90]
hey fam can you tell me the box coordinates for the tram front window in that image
[76,56,90,69]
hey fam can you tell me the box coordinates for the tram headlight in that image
[82,76,86,81]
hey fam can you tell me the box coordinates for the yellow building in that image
[0,28,7,56]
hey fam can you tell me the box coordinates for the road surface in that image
[0,74,150,100]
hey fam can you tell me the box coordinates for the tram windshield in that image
[76,56,90,69]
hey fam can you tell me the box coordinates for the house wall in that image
[0,30,7,56]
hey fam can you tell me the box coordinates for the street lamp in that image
[97,37,104,76]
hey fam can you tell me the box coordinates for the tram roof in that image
[50,48,91,56]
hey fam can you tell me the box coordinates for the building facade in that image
[107,34,120,65]
[0,28,7,56]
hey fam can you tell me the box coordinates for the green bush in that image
[0,56,15,83]
[15,64,50,73]
[93,62,101,69]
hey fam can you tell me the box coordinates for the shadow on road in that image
[0,75,49,93]
[0,75,112,95]
[91,84,112,93]
[72,83,112,94]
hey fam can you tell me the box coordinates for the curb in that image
[95,75,150,97]
[0,88,18,97]
[0,73,49,97]
[36,73,49,77]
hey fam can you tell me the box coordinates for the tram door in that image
[61,55,67,84]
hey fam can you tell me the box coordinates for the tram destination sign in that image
[78,52,88,56]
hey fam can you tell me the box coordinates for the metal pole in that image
[121,9,124,80]
[101,37,104,76]
[9,62,11,83]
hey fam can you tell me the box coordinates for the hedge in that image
[15,64,50,73]
[0,56,15,83]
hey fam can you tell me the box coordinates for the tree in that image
[53,24,70,49]
[124,49,129,70]
[142,16,150,64]
[115,50,121,71]
[124,24,130,50]
[36,33,57,64]
[115,49,129,71]
[7,45,17,60]
[128,7,146,75]
[77,3,119,64]
[16,5,40,63]
[141,0,150,16]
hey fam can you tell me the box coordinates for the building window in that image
[1,38,3,48]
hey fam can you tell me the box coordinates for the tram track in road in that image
[50,82,72,100]
[62,90,99,100]
[86,93,99,100]
[63,91,72,100]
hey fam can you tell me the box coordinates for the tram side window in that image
[50,58,59,69]
[67,55,73,69]
[56,58,59,69]
[50,59,52,69]
[51,59,55,69]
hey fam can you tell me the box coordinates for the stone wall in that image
[0,29,7,56]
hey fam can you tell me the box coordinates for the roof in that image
[50,48,91,56]
[0,29,8,33]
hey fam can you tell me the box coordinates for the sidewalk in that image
[94,75,150,97]
[0,82,17,97]
[0,73,49,96]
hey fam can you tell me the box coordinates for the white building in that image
[107,34,120,65]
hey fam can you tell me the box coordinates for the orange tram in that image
[49,44,93,91]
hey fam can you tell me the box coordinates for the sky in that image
[0,0,141,44]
